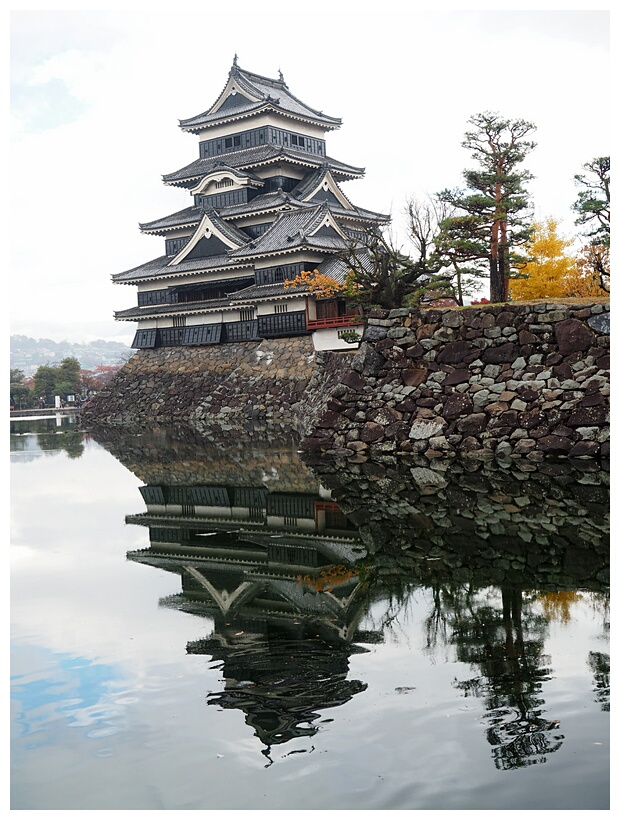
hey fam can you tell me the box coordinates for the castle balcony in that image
[306,314,364,331]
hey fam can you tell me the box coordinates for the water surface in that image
[10,417,609,810]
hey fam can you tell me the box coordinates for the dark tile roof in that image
[114,276,258,319]
[139,206,201,234]
[219,189,295,217]
[114,298,237,321]
[138,190,388,237]
[317,246,374,282]
[112,253,249,284]
[228,281,309,301]
[229,205,348,259]
[315,255,351,283]
[179,64,341,132]
[162,145,364,185]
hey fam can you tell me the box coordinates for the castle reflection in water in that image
[90,423,609,769]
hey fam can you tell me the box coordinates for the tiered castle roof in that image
[113,60,389,340]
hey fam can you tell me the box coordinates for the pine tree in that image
[572,157,610,291]
[438,112,536,302]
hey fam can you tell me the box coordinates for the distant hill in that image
[10,335,132,375]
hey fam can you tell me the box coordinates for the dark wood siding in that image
[181,324,222,346]
[197,189,250,209]
[223,319,259,342]
[131,329,157,348]
[138,289,174,306]
[232,488,268,508]
[255,262,311,285]
[165,236,191,256]
[267,543,320,566]
[139,486,166,504]
[157,327,184,346]
[184,233,230,260]
[187,486,231,506]
[266,494,315,518]
[258,311,307,337]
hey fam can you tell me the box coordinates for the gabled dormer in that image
[304,201,350,241]
[293,167,354,210]
[169,209,249,265]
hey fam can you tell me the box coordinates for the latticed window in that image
[239,308,254,322]
[200,127,324,158]
[274,303,288,314]
[173,315,186,327]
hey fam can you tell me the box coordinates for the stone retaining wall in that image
[303,301,610,461]
[81,302,610,461]
[80,336,353,432]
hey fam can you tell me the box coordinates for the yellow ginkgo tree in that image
[509,217,579,299]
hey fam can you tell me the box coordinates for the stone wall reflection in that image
[306,449,609,591]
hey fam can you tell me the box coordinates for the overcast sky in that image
[9,5,610,345]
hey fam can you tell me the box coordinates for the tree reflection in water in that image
[11,417,85,459]
[447,585,561,770]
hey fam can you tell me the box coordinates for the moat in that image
[10,415,609,810]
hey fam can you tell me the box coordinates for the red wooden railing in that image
[306,315,364,330]
[314,501,344,513]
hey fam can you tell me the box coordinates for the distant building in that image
[113,58,389,352]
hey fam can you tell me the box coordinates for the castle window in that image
[239,308,254,322]
[173,315,186,328]
[200,127,324,159]
[274,303,288,314]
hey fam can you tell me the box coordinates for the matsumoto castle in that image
[114,58,389,352]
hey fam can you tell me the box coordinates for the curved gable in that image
[169,213,246,265]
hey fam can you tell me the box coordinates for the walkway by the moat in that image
[10,407,81,419]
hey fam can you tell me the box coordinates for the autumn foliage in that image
[509,217,609,300]
[283,269,345,298]
[297,564,356,592]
